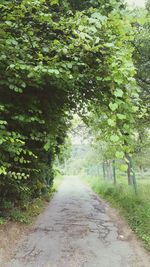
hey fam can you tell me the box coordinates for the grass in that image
[7,188,55,224]
[82,175,150,251]
[9,196,50,223]
[0,198,47,224]
[15,174,63,223]
[53,173,64,190]
[0,217,6,225]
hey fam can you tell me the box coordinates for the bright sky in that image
[126,0,146,7]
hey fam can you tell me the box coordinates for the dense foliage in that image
[84,4,150,188]
[0,0,148,209]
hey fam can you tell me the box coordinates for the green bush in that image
[10,209,30,223]
[0,217,6,225]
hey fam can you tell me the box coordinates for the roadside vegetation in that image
[0,173,62,224]
[0,189,53,224]
[82,175,150,250]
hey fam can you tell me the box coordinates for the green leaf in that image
[104,43,114,48]
[119,164,128,172]
[44,140,51,151]
[108,119,116,127]
[50,0,59,5]
[110,135,119,142]
[116,151,124,159]
[96,77,102,81]
[117,114,126,120]
[123,124,130,131]
[132,106,139,112]
[0,120,7,125]
[9,64,15,69]
[109,102,118,111]
[0,166,7,175]
[91,13,106,22]
[79,25,85,31]
[114,89,124,98]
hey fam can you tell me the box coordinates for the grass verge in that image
[53,173,64,191]
[82,175,150,251]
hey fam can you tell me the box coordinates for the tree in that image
[0,0,141,207]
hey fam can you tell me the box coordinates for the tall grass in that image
[82,175,150,250]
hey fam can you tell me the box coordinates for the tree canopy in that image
[0,0,148,206]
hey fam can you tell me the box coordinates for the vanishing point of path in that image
[5,176,150,267]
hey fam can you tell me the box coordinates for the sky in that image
[126,0,146,7]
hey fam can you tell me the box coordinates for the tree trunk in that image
[98,165,101,177]
[125,153,133,185]
[125,153,137,193]
[112,159,116,185]
[106,161,109,180]
[102,162,106,180]
[110,161,113,180]
[130,157,138,193]
[107,160,113,180]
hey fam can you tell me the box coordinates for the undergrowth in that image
[53,173,63,191]
[0,174,63,224]
[82,175,150,251]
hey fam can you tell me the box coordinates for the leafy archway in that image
[0,0,139,205]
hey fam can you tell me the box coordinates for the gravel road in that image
[5,176,150,267]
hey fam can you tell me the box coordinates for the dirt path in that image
[4,176,150,267]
